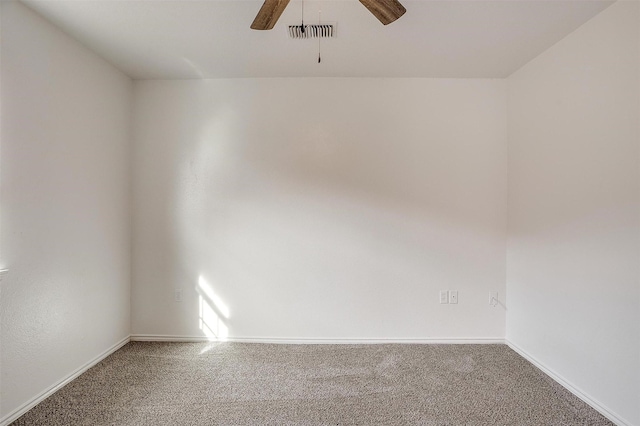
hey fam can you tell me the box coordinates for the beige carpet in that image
[12,342,612,425]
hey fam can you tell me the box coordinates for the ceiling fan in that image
[250,0,406,30]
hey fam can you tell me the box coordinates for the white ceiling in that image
[22,0,613,79]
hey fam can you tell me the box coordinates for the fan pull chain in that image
[318,9,322,63]
[300,0,305,34]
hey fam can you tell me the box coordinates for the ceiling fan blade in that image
[251,0,291,30]
[358,0,406,25]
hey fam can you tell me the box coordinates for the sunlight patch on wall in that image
[198,276,230,318]
[197,275,230,341]
[198,295,229,341]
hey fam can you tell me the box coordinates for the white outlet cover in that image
[439,290,449,304]
[449,290,458,304]
[175,289,183,302]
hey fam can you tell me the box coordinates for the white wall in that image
[0,1,132,421]
[507,2,639,425]
[132,78,507,341]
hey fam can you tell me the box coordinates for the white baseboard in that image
[0,336,131,426]
[130,334,504,345]
[506,339,631,426]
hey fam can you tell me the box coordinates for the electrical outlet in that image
[439,290,449,304]
[449,290,458,304]
[174,289,183,302]
[490,292,498,306]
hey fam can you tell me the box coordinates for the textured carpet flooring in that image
[12,342,612,425]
